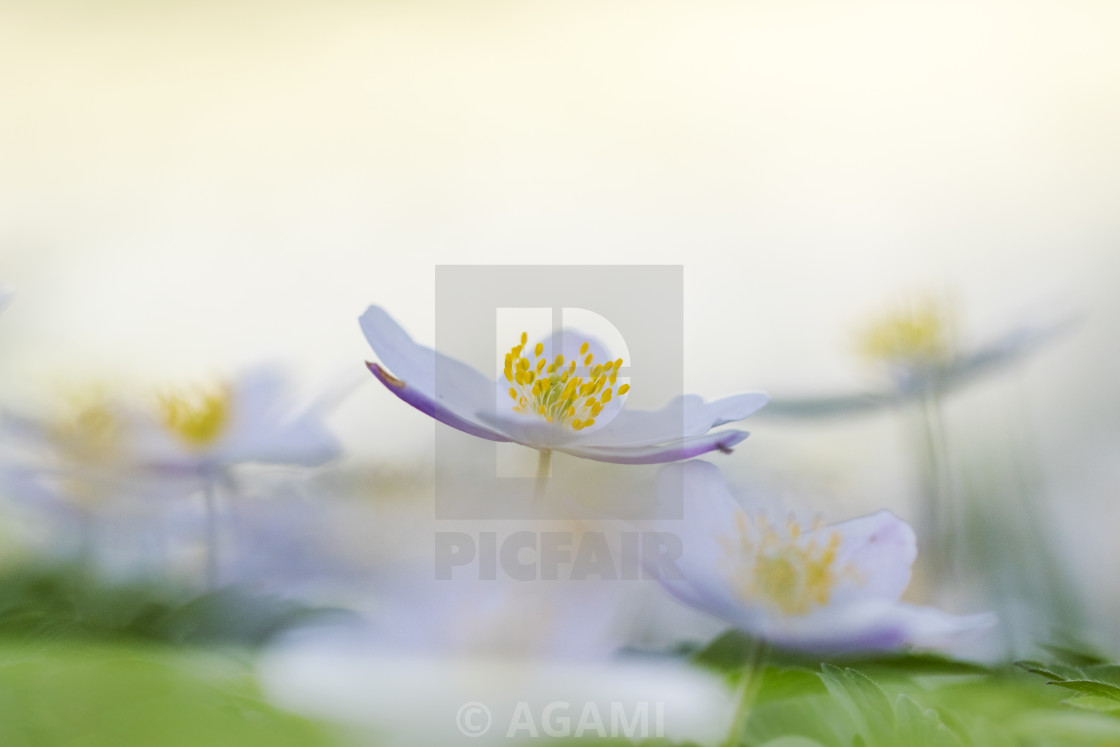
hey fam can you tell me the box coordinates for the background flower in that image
[646,460,995,654]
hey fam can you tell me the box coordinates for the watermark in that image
[456,702,492,738]
[433,265,684,520]
[456,700,665,739]
[434,530,684,581]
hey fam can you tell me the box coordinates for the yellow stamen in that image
[858,297,955,364]
[720,513,851,616]
[158,384,231,448]
[503,333,629,431]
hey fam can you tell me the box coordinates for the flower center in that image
[721,512,844,616]
[158,385,231,448]
[503,332,629,431]
[858,298,954,364]
[50,396,121,463]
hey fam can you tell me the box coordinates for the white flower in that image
[648,461,995,653]
[3,366,340,477]
[132,365,341,475]
[262,642,732,747]
[359,305,768,464]
[761,300,1076,419]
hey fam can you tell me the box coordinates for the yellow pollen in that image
[503,333,628,431]
[49,392,123,464]
[720,513,850,616]
[617,383,630,395]
[158,384,231,448]
[858,297,955,364]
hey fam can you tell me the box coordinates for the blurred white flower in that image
[648,461,995,654]
[264,651,731,746]
[760,299,1076,419]
[360,305,767,464]
[257,544,737,745]
[132,365,341,476]
[3,365,340,477]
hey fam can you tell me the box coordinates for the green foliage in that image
[0,642,340,747]
[0,562,350,646]
[1018,649,1120,717]
[718,652,1120,747]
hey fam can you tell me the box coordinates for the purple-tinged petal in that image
[368,363,510,443]
[557,430,749,465]
[577,394,768,449]
[360,306,499,433]
[879,603,998,650]
[759,601,997,654]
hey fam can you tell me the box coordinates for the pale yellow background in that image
[2,0,1118,620]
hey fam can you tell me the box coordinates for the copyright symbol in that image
[456,701,492,737]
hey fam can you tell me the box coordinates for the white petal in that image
[882,603,998,650]
[360,305,506,437]
[647,462,768,628]
[812,510,917,606]
[475,409,583,448]
[261,644,733,747]
[759,600,996,654]
[576,393,768,448]
[557,430,749,464]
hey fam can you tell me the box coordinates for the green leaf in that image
[690,629,763,673]
[818,666,893,743]
[1048,680,1120,701]
[892,695,963,747]
[1063,695,1120,713]
[1038,642,1111,667]
[757,737,830,747]
[744,694,851,747]
[1078,665,1120,688]
[1015,659,1068,680]
[843,652,989,676]
[757,667,828,704]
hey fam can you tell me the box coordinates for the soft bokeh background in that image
[1,0,1118,634]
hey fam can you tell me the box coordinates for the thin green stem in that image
[203,476,219,589]
[533,449,552,503]
[722,638,768,747]
[914,392,953,585]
